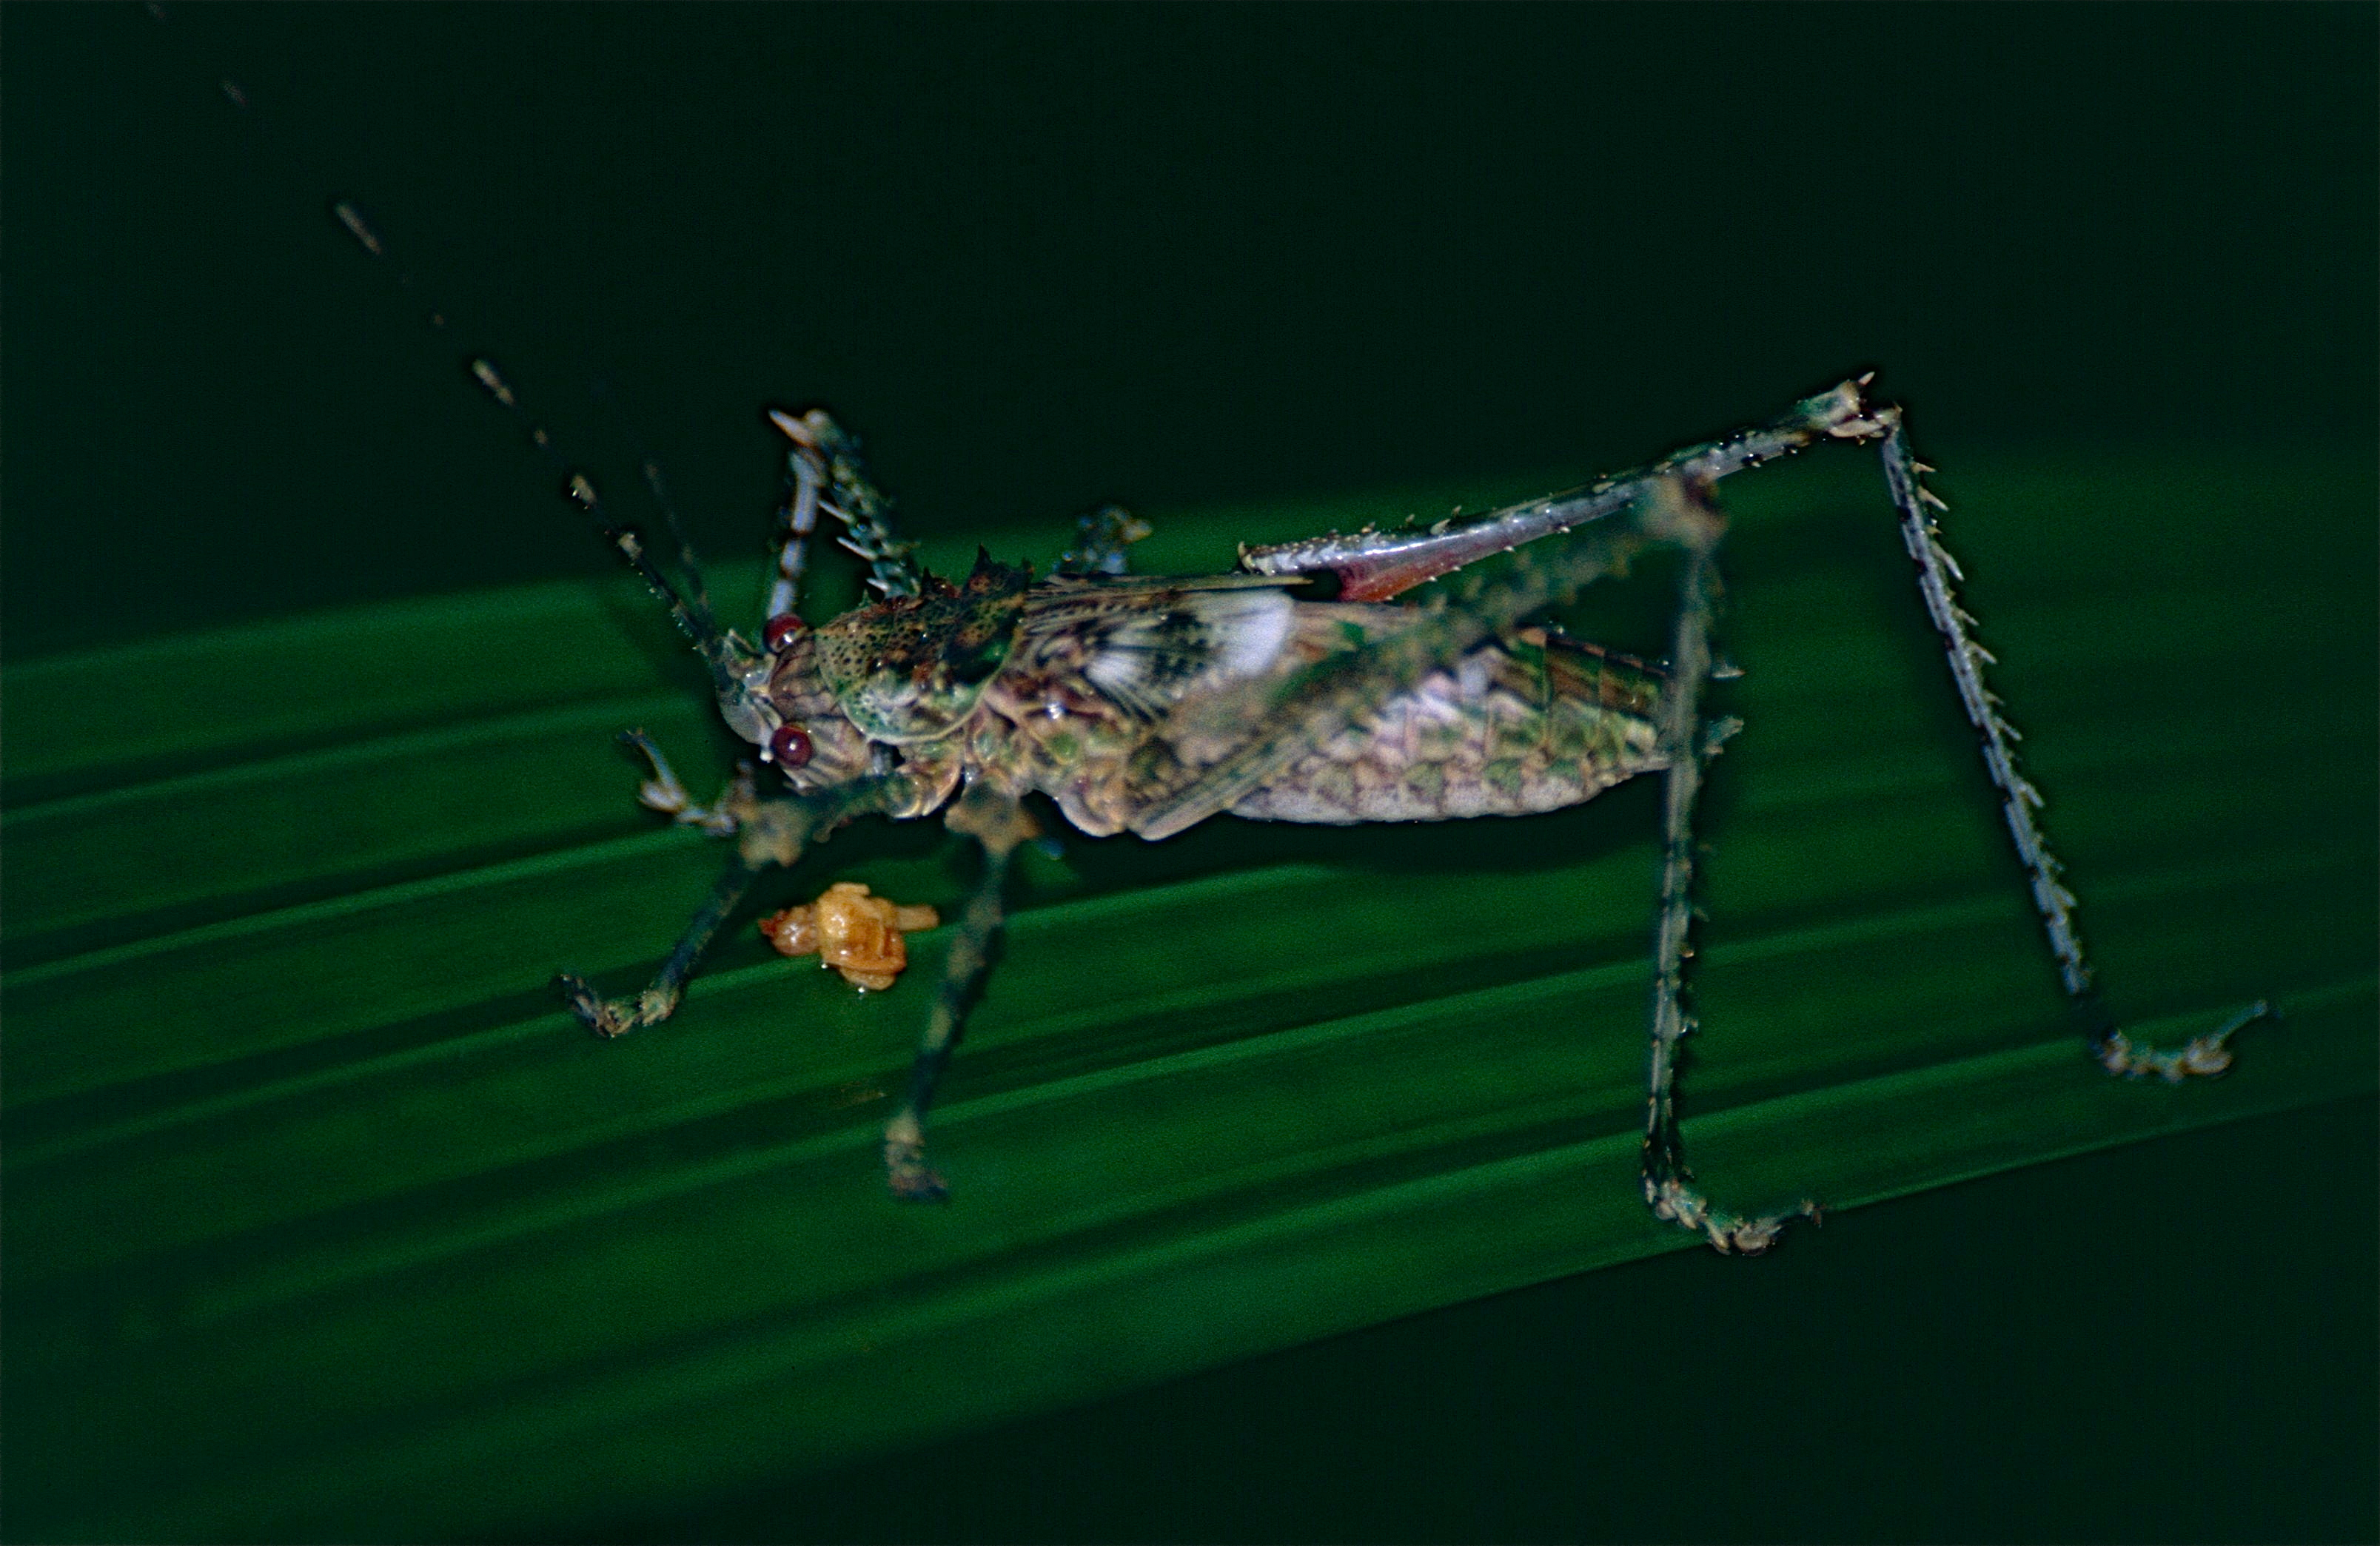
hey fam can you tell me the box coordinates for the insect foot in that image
[558,975,680,1040]
[2094,1001,2273,1082]
[1645,1175,1823,1257]
[623,730,746,837]
[760,882,942,992]
[883,1112,947,1203]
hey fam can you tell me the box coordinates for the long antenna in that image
[464,354,748,704]
[144,3,751,692]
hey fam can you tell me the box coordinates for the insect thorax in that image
[811,552,1034,744]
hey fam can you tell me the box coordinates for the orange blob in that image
[759,881,941,992]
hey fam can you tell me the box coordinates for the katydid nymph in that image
[543,377,2267,1253]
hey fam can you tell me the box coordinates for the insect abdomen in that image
[1228,633,1666,824]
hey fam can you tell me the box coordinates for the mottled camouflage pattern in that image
[811,551,1033,743]
[767,562,1663,839]
[1226,630,1663,824]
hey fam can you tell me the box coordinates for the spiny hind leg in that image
[1128,391,1886,840]
[1637,483,1820,1254]
[1238,380,1883,601]
[882,784,1040,1200]
[1868,411,2273,1073]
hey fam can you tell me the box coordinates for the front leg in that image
[560,750,903,1037]
[559,848,760,1038]
[882,782,1039,1200]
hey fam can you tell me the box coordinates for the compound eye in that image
[763,613,806,653]
[768,722,814,770]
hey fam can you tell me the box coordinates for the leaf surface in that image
[4,453,2373,1541]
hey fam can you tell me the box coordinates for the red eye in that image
[768,722,814,770]
[763,613,806,652]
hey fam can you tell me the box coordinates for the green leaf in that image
[4,451,2373,1542]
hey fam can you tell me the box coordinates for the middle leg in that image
[882,783,1042,1200]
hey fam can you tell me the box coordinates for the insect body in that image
[202,56,2248,1246]
[557,379,2264,1250]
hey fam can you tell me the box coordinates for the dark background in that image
[4,3,2373,656]
[6,4,2375,1541]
